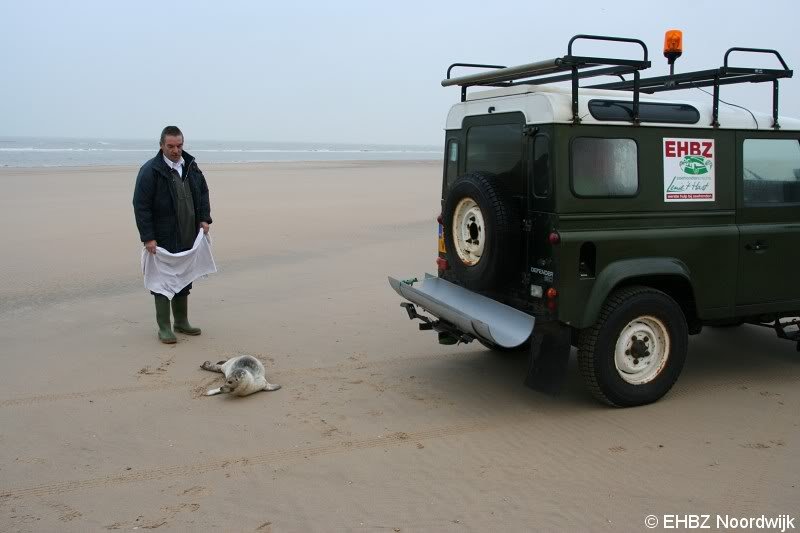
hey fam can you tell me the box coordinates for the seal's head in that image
[226,368,248,391]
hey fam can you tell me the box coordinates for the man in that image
[133,126,212,343]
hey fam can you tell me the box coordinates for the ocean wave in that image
[190,149,439,154]
[0,147,152,152]
[0,147,439,154]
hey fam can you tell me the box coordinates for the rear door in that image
[461,112,529,295]
[735,133,800,310]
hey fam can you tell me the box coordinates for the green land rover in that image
[389,33,799,407]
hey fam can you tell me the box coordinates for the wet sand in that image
[0,161,798,531]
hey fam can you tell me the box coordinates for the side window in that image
[571,137,638,197]
[448,140,459,163]
[446,139,459,186]
[588,100,700,124]
[531,134,551,198]
[466,124,524,194]
[743,139,800,205]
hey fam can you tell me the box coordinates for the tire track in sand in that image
[0,420,495,499]
[0,352,464,408]
[0,382,189,407]
[3,351,798,408]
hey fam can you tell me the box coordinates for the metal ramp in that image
[388,274,534,349]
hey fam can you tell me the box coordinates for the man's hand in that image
[201,222,210,235]
[144,240,157,255]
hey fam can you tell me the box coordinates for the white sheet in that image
[141,230,217,299]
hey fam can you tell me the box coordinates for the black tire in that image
[443,172,519,290]
[577,286,688,407]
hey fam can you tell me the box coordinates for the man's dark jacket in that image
[133,150,212,253]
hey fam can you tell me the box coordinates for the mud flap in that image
[524,324,571,395]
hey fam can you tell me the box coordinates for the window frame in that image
[530,133,552,199]
[445,138,460,180]
[588,99,700,125]
[741,137,800,207]
[569,136,641,199]
[464,119,526,196]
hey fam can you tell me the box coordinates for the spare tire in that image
[443,172,520,290]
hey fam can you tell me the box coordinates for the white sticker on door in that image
[663,138,715,202]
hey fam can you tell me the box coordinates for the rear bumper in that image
[388,274,535,349]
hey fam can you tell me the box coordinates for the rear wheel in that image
[577,286,688,407]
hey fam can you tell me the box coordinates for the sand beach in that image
[0,161,797,531]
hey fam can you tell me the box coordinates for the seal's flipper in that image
[201,361,224,373]
[205,387,224,396]
[264,382,281,392]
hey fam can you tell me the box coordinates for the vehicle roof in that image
[445,84,800,131]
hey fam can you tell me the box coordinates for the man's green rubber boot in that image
[172,294,201,335]
[154,295,177,344]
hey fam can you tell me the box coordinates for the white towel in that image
[141,230,217,299]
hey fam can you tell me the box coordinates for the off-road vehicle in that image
[389,33,799,407]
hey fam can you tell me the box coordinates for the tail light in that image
[548,231,561,245]
[436,257,449,270]
[546,287,558,312]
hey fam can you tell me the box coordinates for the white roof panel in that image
[444,85,800,131]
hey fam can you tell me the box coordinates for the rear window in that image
[589,100,699,124]
[571,137,638,197]
[466,124,524,193]
[743,138,800,204]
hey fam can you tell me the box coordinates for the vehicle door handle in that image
[745,241,768,251]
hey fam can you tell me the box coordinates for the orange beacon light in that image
[664,30,683,75]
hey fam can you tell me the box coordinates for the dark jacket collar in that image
[153,150,195,178]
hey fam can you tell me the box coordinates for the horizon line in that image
[0,134,442,147]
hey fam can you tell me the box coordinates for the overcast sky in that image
[1,0,798,145]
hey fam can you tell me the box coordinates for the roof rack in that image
[590,48,793,129]
[442,34,652,124]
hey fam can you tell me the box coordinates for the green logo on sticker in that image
[679,155,712,175]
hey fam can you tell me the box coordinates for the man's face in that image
[160,134,184,162]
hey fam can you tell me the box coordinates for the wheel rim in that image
[451,197,485,266]
[614,315,670,385]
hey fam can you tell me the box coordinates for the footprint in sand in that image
[180,485,211,497]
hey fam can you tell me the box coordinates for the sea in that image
[0,137,441,167]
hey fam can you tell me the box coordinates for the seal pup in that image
[201,355,281,397]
